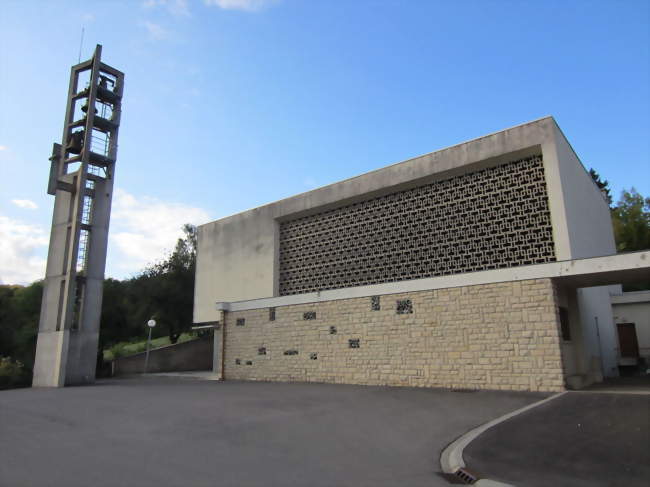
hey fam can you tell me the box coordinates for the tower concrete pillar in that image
[33,45,124,387]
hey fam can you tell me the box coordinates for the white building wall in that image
[577,286,620,378]
[551,123,616,259]
[612,291,650,361]
[554,283,620,385]
[543,121,620,379]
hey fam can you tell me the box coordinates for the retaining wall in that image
[112,336,213,375]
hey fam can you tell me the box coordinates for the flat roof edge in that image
[199,116,556,229]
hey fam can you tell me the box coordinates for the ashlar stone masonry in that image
[224,278,565,392]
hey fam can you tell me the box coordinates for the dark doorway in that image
[617,323,640,358]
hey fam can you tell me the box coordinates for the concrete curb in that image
[474,480,516,486]
[143,372,222,380]
[439,390,568,481]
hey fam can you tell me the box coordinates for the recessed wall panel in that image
[279,155,555,295]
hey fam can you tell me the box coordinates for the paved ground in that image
[584,375,650,394]
[0,377,544,487]
[464,391,650,487]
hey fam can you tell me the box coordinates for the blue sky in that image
[1,0,648,284]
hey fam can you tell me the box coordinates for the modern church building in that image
[193,116,649,392]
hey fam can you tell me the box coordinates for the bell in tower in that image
[66,130,84,154]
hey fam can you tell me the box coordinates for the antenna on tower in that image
[78,27,85,63]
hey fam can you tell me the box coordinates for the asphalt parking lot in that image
[0,377,544,487]
[464,391,650,487]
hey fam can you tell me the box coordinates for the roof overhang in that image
[216,251,650,312]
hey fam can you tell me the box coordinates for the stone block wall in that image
[223,279,565,392]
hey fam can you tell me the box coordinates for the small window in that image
[329,326,337,335]
[303,311,316,320]
[396,299,413,314]
[236,318,245,326]
[559,307,571,341]
[349,339,360,349]
[269,307,276,321]
[371,296,380,311]
[258,347,266,355]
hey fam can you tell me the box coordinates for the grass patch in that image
[103,332,198,361]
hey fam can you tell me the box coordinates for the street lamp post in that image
[144,319,156,374]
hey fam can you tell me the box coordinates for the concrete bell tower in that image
[32,45,124,387]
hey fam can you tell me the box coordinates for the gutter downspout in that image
[220,309,226,381]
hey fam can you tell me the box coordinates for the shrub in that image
[107,343,129,360]
[0,356,28,390]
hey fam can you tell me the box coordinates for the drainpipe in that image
[594,316,605,379]
[220,309,226,381]
[215,302,230,381]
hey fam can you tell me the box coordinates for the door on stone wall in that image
[617,323,640,358]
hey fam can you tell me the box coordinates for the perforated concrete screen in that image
[279,155,555,295]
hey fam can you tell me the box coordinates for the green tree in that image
[97,278,135,375]
[10,281,42,367]
[1,225,200,384]
[589,168,613,205]
[138,224,197,343]
[96,223,198,371]
[611,188,650,252]
[589,169,649,252]
[0,286,20,364]
[0,281,42,385]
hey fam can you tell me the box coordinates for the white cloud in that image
[0,190,211,284]
[0,145,7,151]
[204,0,279,12]
[82,13,95,22]
[170,0,190,16]
[109,188,210,275]
[143,0,190,16]
[0,215,48,285]
[142,20,169,41]
[11,199,38,210]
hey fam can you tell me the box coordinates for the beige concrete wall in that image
[222,279,565,392]
[195,117,622,325]
[612,291,650,360]
[195,212,278,309]
[195,117,563,322]
[551,123,616,259]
